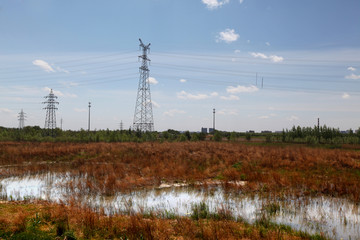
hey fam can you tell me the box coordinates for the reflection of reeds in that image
[1,142,360,202]
[0,200,327,239]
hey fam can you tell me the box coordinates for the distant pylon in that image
[132,38,154,132]
[120,120,123,131]
[18,109,26,129]
[43,89,59,136]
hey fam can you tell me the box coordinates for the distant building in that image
[261,130,272,134]
[209,128,214,133]
[201,127,207,134]
[247,130,255,133]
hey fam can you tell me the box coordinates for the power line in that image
[0,51,138,72]
[153,51,360,65]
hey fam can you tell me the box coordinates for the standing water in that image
[0,173,359,240]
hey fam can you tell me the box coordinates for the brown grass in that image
[1,141,360,202]
[0,200,317,239]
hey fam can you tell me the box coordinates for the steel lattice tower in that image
[133,38,154,132]
[43,89,59,135]
[18,109,26,129]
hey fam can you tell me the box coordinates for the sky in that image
[0,0,360,132]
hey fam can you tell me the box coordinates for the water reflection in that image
[0,173,359,240]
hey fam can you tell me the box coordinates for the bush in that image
[213,131,222,142]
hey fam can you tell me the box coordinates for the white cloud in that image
[151,100,160,108]
[265,42,270,46]
[177,90,218,100]
[0,108,12,114]
[287,115,299,121]
[345,73,360,80]
[74,108,87,113]
[55,66,70,74]
[226,85,258,94]
[347,66,356,71]
[247,40,250,43]
[147,77,158,85]
[342,93,350,99]
[250,52,284,63]
[179,79,187,83]
[234,49,241,54]
[33,60,55,72]
[42,87,63,96]
[251,52,267,59]
[163,109,186,117]
[259,115,269,119]
[239,0,244,3]
[42,87,76,98]
[220,95,240,100]
[202,0,229,9]
[218,109,238,115]
[216,29,239,43]
[60,81,79,88]
[269,55,284,63]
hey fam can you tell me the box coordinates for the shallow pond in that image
[0,173,359,240]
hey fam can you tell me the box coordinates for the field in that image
[1,141,360,239]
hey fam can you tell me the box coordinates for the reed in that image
[0,200,329,239]
[1,141,360,202]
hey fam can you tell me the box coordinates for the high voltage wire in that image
[0,50,358,96]
[0,56,138,77]
[0,51,137,71]
[152,73,360,96]
[151,63,355,84]
[0,65,138,84]
[153,52,360,64]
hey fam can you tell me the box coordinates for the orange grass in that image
[0,200,320,240]
[1,141,360,201]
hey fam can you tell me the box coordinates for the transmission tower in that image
[18,109,26,129]
[43,89,59,136]
[132,38,154,132]
[120,120,123,131]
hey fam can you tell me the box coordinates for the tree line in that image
[0,125,359,145]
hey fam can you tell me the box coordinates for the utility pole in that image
[18,109,26,129]
[43,89,59,136]
[88,102,91,132]
[60,118,63,130]
[261,77,264,88]
[318,118,320,143]
[133,38,154,132]
[213,108,216,132]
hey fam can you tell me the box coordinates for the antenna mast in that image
[133,38,154,132]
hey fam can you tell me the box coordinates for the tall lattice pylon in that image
[18,109,26,129]
[43,89,59,135]
[133,38,154,132]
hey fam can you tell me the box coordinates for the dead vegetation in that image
[0,200,325,240]
[1,141,360,202]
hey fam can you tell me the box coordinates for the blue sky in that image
[0,0,359,132]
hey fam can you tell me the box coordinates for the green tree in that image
[213,131,222,142]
